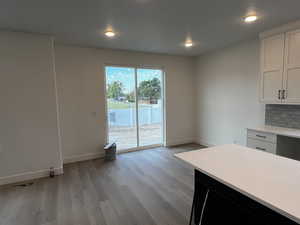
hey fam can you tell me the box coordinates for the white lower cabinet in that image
[247,129,277,155]
[247,130,277,143]
[247,138,277,154]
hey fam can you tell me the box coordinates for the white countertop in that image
[248,125,300,139]
[175,144,300,224]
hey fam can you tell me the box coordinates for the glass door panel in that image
[137,68,163,146]
[105,66,137,150]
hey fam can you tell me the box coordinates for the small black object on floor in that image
[104,142,117,161]
[49,167,55,178]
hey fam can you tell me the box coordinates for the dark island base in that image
[190,170,298,225]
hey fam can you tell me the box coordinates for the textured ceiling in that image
[1,0,300,56]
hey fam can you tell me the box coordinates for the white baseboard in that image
[0,167,63,186]
[63,152,105,164]
[0,152,105,186]
[166,137,197,147]
[117,144,162,154]
[195,138,215,147]
[1,139,213,186]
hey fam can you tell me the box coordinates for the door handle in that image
[282,90,286,100]
[278,90,281,100]
[256,135,266,139]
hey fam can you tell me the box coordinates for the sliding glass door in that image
[105,67,137,150]
[137,68,163,147]
[105,66,164,151]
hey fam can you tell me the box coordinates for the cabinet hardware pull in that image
[282,90,286,100]
[278,90,281,100]
[256,135,266,138]
[256,147,266,151]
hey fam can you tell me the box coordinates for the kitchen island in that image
[175,144,300,225]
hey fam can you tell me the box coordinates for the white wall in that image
[195,39,265,146]
[0,31,267,185]
[0,32,62,185]
[55,45,196,162]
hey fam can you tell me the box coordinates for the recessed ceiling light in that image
[185,41,193,48]
[244,15,257,23]
[105,30,115,37]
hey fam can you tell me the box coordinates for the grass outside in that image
[108,100,152,109]
[108,100,133,109]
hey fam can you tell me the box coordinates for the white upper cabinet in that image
[283,29,300,103]
[260,34,285,103]
[260,21,300,104]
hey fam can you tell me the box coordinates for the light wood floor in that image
[0,144,204,225]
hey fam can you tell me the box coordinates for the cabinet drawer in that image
[247,138,277,154]
[247,130,277,143]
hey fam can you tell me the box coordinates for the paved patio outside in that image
[108,123,163,150]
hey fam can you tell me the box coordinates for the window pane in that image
[105,66,137,150]
[137,68,163,146]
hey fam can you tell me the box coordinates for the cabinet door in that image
[261,34,285,103]
[201,190,253,225]
[283,29,300,103]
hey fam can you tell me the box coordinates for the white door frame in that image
[103,64,166,153]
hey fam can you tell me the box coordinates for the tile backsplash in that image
[265,104,300,129]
